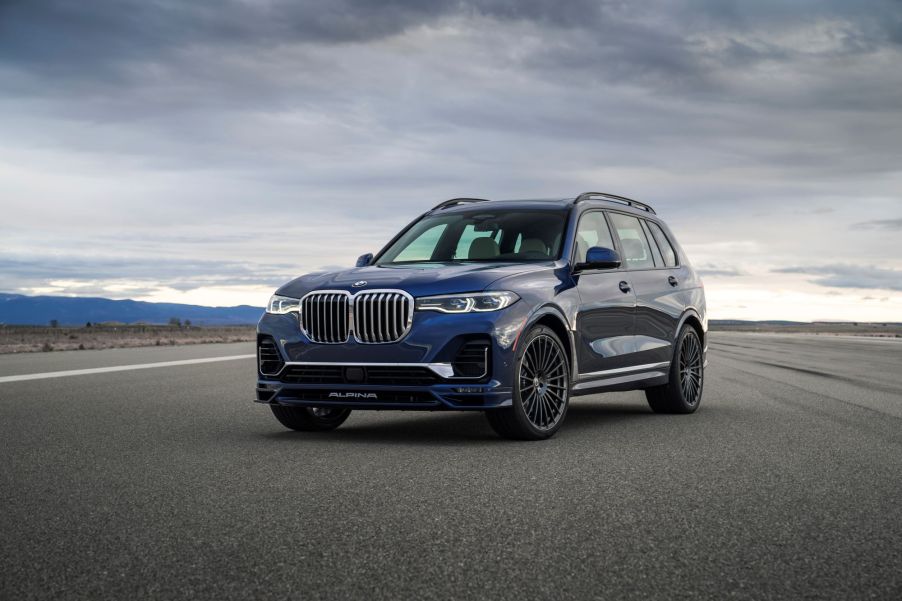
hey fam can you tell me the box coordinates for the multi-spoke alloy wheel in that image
[646,324,704,414]
[678,330,703,407]
[485,325,571,440]
[519,334,569,430]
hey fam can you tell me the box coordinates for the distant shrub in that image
[78,343,85,350]
[41,342,53,352]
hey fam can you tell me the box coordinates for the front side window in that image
[573,211,615,263]
[608,212,655,270]
[376,209,568,265]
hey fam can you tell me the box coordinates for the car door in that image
[607,212,680,366]
[645,218,688,341]
[572,210,638,375]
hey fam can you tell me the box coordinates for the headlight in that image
[415,291,519,313]
[266,294,300,314]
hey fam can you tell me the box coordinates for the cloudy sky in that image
[1,0,901,321]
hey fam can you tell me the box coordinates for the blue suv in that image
[256,192,706,440]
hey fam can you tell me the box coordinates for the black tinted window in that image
[647,221,678,267]
[608,213,655,270]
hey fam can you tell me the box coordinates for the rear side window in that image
[608,213,655,270]
[647,221,678,267]
[573,211,615,263]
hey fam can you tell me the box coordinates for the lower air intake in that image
[258,337,284,376]
[453,339,491,379]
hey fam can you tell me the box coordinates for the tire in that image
[270,405,352,431]
[485,325,571,440]
[645,324,704,414]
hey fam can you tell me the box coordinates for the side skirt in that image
[571,362,670,395]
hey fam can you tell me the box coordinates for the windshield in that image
[376,209,569,265]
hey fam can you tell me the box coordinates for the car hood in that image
[276,262,552,298]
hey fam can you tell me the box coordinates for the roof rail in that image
[432,197,491,210]
[574,192,656,214]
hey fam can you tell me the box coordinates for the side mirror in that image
[356,253,374,267]
[575,246,621,272]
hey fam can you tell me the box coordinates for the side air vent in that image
[258,336,284,376]
[453,340,490,379]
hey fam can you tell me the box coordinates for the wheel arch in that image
[676,308,705,348]
[519,304,577,381]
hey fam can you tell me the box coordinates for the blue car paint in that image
[256,198,706,411]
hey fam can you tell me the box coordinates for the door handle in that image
[668,276,679,287]
[619,281,631,293]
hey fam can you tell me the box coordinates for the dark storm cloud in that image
[1,0,900,316]
[0,0,600,75]
[774,265,902,292]
[3,1,900,75]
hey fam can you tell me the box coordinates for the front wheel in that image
[485,325,571,440]
[270,405,352,431]
[645,325,704,414]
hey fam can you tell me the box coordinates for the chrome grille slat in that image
[301,289,412,344]
[370,295,376,343]
[376,293,384,343]
[301,291,350,344]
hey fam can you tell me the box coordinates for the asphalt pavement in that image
[1,333,900,600]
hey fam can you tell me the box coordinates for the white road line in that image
[0,354,256,384]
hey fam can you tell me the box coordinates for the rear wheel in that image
[270,405,351,431]
[485,325,570,440]
[646,325,704,414]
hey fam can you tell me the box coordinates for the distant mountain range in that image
[3,294,896,329]
[0,293,263,326]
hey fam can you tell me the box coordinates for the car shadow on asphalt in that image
[255,400,655,445]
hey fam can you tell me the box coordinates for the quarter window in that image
[608,213,655,270]
[641,220,664,267]
[574,211,615,264]
[647,221,678,267]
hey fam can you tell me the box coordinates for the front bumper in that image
[255,373,512,410]
[255,303,529,411]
